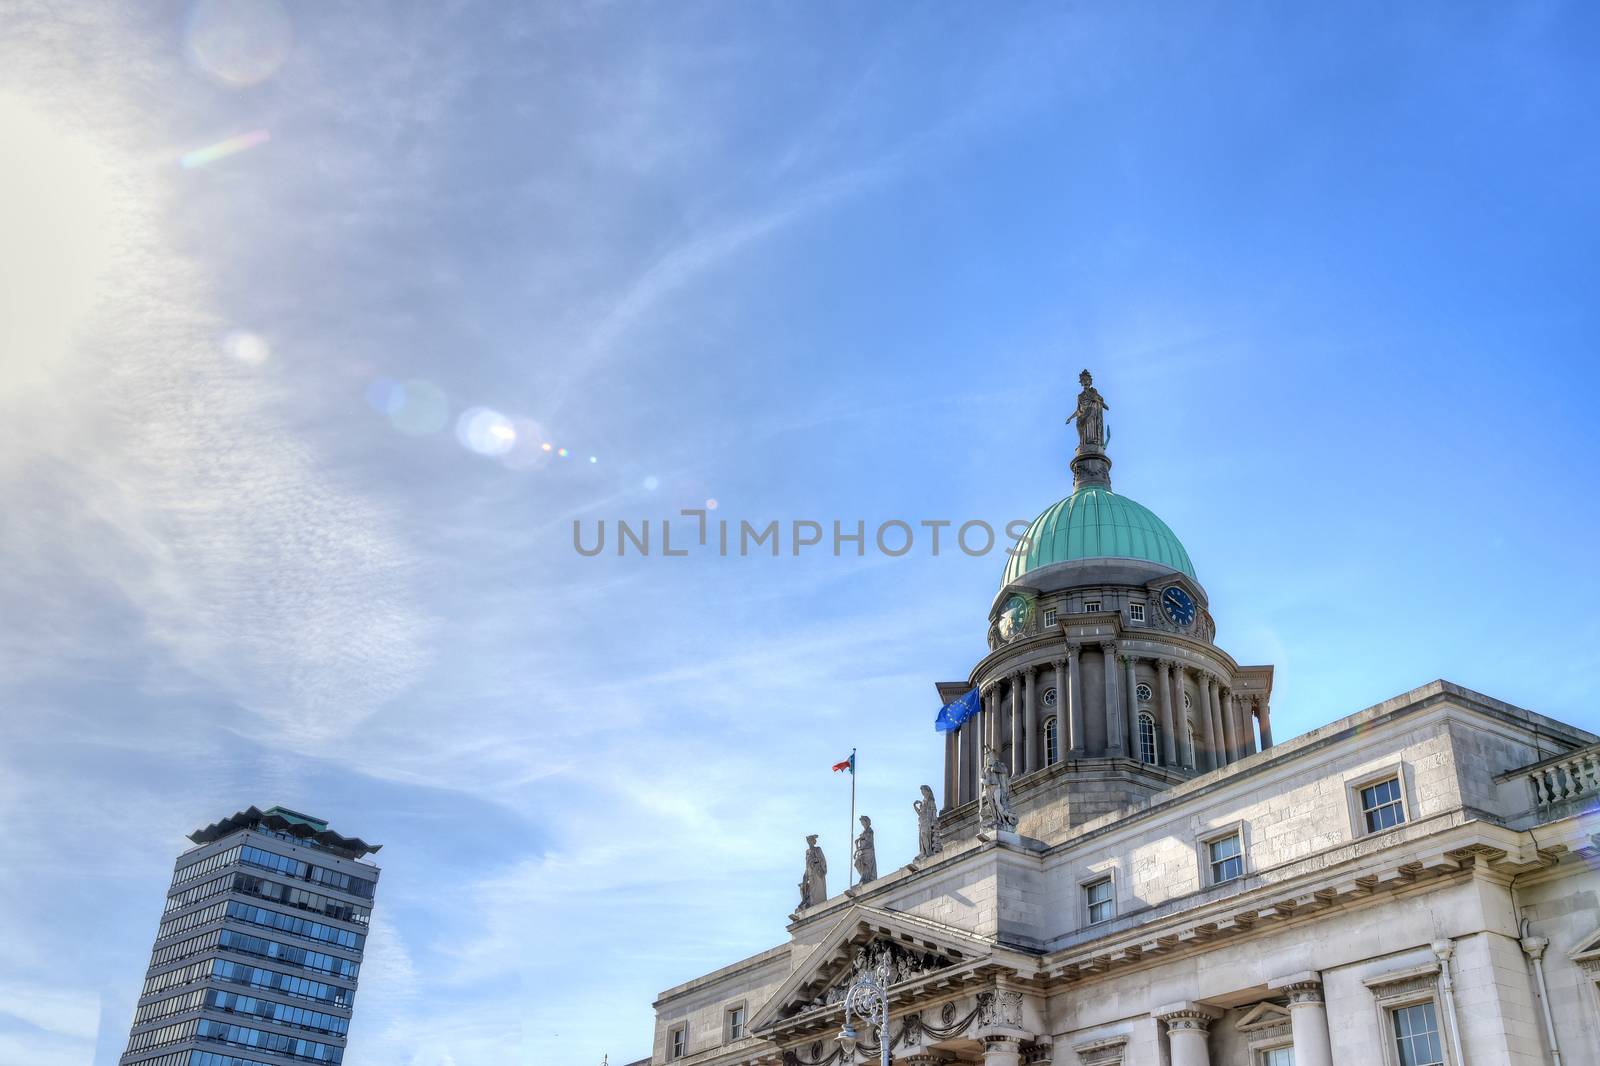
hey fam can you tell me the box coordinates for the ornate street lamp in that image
[837,958,892,1066]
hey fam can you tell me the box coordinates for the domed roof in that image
[1001,484,1196,587]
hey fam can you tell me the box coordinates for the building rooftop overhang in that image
[189,804,382,858]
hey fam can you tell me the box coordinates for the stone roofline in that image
[653,941,792,1006]
[783,678,1591,934]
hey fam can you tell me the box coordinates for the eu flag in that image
[934,687,981,733]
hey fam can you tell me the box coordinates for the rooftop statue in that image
[1067,368,1109,450]
[979,748,1019,834]
[853,815,878,884]
[799,834,828,908]
[914,784,942,859]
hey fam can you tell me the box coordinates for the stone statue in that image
[853,815,878,884]
[979,748,1019,833]
[1067,368,1109,450]
[799,834,827,908]
[914,784,942,859]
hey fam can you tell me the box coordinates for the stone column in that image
[1023,666,1038,774]
[1217,687,1236,766]
[1066,645,1085,756]
[1156,1005,1217,1066]
[1122,655,1139,759]
[1174,665,1196,769]
[1234,695,1250,762]
[1244,698,1260,755]
[1270,974,1333,1066]
[1258,700,1274,749]
[1100,642,1122,757]
[981,1036,1023,1066]
[944,725,957,809]
[1207,680,1225,769]
[1011,672,1025,774]
[1196,675,1216,772]
[1156,660,1178,767]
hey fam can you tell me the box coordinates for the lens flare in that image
[557,447,569,458]
[187,0,293,88]
[706,498,718,510]
[181,129,270,169]
[223,330,270,366]
[643,476,660,491]
[387,380,449,436]
[457,407,517,456]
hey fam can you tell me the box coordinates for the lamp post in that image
[837,958,892,1066]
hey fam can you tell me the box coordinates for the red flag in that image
[832,754,855,774]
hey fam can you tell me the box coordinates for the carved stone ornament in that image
[1281,981,1325,1007]
[808,939,952,1010]
[852,816,878,884]
[1070,1035,1126,1066]
[799,835,828,909]
[978,749,1019,833]
[975,989,1024,1029]
[1160,1010,1214,1033]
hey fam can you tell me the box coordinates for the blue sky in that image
[2,2,1598,1063]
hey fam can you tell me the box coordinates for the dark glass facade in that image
[121,808,381,1066]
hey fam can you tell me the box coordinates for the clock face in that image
[1160,585,1197,627]
[997,593,1034,642]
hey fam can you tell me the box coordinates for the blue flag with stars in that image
[934,687,981,733]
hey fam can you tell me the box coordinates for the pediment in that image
[1235,1001,1292,1032]
[749,906,998,1035]
[1572,925,1600,966]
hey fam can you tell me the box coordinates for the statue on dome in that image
[914,784,942,859]
[853,815,878,884]
[1067,368,1109,450]
[799,834,828,908]
[979,748,1019,833]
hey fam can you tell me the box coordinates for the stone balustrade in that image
[1524,743,1600,808]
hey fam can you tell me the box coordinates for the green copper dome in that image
[1002,484,1196,586]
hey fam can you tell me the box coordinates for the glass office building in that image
[121,806,382,1066]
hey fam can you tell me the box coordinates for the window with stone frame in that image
[1043,607,1057,628]
[1205,829,1244,884]
[1362,961,1451,1066]
[1360,777,1406,832]
[1135,682,1153,702]
[1259,1047,1294,1066]
[725,1003,746,1041]
[1084,876,1114,924]
[1130,602,1145,622]
[1044,716,1059,766]
[1084,600,1101,612]
[668,1023,687,1059]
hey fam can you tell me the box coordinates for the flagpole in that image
[848,747,857,889]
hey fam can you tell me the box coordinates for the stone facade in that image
[647,381,1600,1066]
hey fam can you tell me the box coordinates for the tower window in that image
[1042,686,1057,708]
[1129,603,1145,622]
[1084,600,1101,613]
[1138,713,1157,764]
[1135,682,1153,703]
[1044,716,1059,766]
[1043,608,1057,628]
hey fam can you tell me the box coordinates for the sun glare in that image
[0,97,126,395]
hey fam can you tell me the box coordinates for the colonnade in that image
[944,646,1273,809]
[1148,974,1332,1066]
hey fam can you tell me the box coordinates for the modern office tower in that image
[121,806,382,1066]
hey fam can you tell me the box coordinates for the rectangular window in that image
[1084,878,1113,924]
[670,1026,686,1059]
[1043,608,1057,628]
[1084,600,1101,612]
[1391,1001,1444,1066]
[727,1005,745,1040]
[1130,603,1145,622]
[1208,832,1243,883]
[1361,777,1406,833]
[1260,1048,1294,1066]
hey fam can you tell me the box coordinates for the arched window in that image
[1044,716,1059,766]
[1186,720,1197,769]
[1138,712,1158,765]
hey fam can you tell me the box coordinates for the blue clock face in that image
[1161,585,1196,627]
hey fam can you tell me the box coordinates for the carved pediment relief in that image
[1235,1001,1292,1031]
[1572,925,1600,973]
[798,938,954,1013]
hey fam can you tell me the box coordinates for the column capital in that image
[1052,656,1067,670]
[983,1036,1024,1053]
[1065,642,1081,657]
[1154,1002,1219,1032]
[1269,970,1325,1006]
[1098,640,1117,654]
